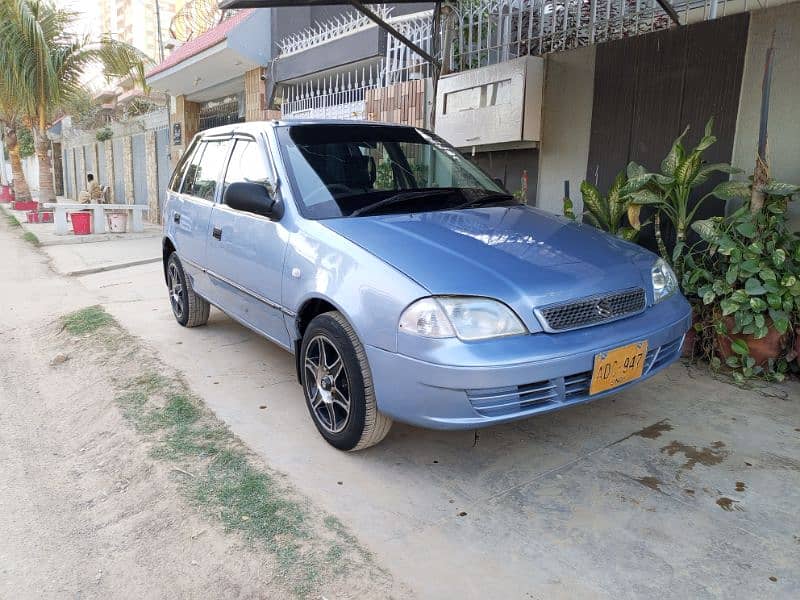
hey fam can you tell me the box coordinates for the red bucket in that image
[71,211,92,235]
[13,200,38,211]
[26,211,40,223]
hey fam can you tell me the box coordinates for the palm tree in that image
[0,0,152,204]
[0,83,34,203]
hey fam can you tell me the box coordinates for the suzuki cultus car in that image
[162,120,691,450]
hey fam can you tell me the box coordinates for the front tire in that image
[300,311,392,451]
[166,252,210,328]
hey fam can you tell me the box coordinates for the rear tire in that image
[300,311,392,451]
[166,252,210,328]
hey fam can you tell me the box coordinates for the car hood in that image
[323,205,654,331]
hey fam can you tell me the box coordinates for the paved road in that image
[71,256,800,598]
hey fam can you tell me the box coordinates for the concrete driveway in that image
[79,262,799,599]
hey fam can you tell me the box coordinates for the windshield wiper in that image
[350,189,456,217]
[450,192,517,211]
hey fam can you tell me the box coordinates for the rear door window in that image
[181,140,230,201]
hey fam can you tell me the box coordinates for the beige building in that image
[100,0,185,61]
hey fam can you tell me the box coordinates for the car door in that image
[168,137,231,297]
[205,134,291,349]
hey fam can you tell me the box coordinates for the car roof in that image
[196,119,416,139]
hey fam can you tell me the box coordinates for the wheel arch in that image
[162,236,176,285]
[292,295,350,382]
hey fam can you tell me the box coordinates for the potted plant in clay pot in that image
[685,180,800,381]
[621,119,742,357]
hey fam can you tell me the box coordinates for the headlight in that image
[651,259,678,303]
[399,296,527,341]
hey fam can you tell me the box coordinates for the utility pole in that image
[155,0,166,62]
[155,0,174,218]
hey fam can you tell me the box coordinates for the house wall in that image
[245,67,268,122]
[535,45,596,215]
[21,156,40,195]
[731,2,800,230]
[474,148,539,204]
[171,94,201,164]
[60,110,170,223]
[364,78,427,127]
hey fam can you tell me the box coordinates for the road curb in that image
[66,257,161,277]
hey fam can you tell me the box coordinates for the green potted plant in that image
[95,126,113,142]
[684,180,800,381]
[625,118,741,279]
[563,166,650,241]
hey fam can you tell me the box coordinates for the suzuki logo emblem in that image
[595,299,613,318]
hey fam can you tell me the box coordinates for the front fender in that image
[282,222,429,353]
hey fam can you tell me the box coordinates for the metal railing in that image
[278,4,394,56]
[198,97,244,131]
[384,10,435,84]
[281,9,436,120]
[451,0,767,70]
[281,65,384,120]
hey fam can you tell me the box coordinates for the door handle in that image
[173,213,180,224]
[212,226,222,240]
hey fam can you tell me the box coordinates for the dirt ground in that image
[0,220,404,599]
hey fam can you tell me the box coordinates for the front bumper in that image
[365,294,691,429]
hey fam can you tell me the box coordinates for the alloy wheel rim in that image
[168,262,185,319]
[304,335,350,434]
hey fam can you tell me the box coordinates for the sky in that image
[55,1,107,90]
[56,0,102,38]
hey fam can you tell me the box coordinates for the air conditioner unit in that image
[435,56,544,149]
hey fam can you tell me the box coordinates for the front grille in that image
[466,335,684,418]
[536,288,646,332]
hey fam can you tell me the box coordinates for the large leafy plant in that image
[626,119,741,276]
[563,167,647,241]
[683,181,800,380]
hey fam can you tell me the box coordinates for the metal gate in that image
[112,137,125,203]
[62,149,72,200]
[97,143,107,187]
[71,147,80,199]
[131,134,148,205]
[198,96,243,131]
[155,127,171,214]
[84,144,95,178]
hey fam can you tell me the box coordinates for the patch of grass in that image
[6,214,20,227]
[326,543,344,562]
[63,311,383,598]
[132,372,169,395]
[112,372,323,594]
[22,231,39,246]
[62,305,114,335]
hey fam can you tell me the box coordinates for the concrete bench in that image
[43,203,149,235]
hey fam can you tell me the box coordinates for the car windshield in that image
[276,124,511,219]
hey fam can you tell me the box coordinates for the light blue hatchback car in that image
[162,120,691,450]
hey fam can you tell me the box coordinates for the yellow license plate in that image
[589,341,648,395]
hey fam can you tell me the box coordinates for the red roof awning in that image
[147,9,256,78]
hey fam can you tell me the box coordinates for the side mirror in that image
[493,177,508,192]
[223,181,284,221]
